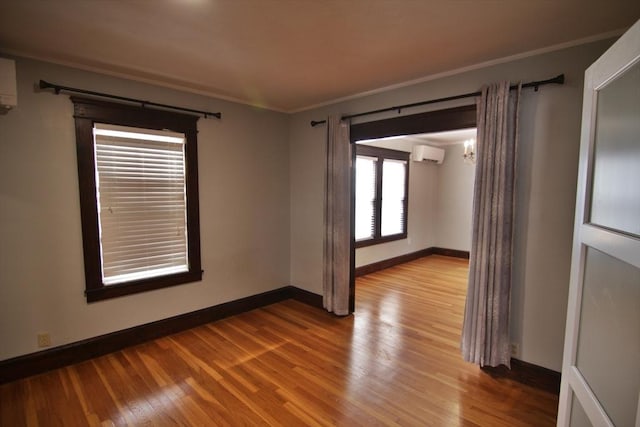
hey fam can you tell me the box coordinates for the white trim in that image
[1,29,624,114]
[567,367,615,427]
[291,29,625,113]
[581,225,640,268]
[0,48,288,113]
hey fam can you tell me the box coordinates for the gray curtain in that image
[323,115,351,316]
[461,81,521,368]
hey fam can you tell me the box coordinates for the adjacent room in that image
[1,2,639,426]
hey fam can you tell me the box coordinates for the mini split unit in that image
[0,58,17,113]
[411,145,445,164]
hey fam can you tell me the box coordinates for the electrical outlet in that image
[37,333,51,348]
[510,342,519,357]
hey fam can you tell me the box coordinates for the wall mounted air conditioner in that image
[411,145,445,164]
[0,58,17,113]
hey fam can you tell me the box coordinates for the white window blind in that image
[381,159,407,237]
[355,156,377,241]
[93,123,189,285]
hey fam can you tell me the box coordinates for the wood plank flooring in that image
[0,255,558,426]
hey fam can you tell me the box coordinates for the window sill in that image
[355,233,407,248]
[85,270,203,303]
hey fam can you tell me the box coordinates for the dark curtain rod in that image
[310,74,564,127]
[38,80,222,119]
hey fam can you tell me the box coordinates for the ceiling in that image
[1,1,638,112]
[357,128,477,152]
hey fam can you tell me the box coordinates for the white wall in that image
[289,39,614,371]
[0,57,291,361]
[435,143,476,251]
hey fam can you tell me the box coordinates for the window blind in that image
[93,123,189,285]
[381,159,407,237]
[355,156,377,241]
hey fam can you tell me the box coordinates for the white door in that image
[557,20,640,427]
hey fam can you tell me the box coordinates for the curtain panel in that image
[461,81,522,367]
[323,115,351,316]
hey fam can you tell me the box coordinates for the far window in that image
[355,145,409,247]
[72,97,202,302]
[94,124,190,285]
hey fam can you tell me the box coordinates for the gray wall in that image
[289,39,614,371]
[0,57,291,361]
[435,143,476,252]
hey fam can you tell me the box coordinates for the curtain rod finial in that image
[39,80,60,94]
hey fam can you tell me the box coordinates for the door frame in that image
[347,105,477,312]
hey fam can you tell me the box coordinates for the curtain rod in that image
[38,80,222,119]
[309,74,564,127]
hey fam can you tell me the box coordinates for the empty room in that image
[1,2,639,426]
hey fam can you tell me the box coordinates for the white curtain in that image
[323,115,351,316]
[461,81,522,367]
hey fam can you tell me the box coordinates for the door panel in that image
[576,248,640,427]
[558,19,640,427]
[590,60,640,237]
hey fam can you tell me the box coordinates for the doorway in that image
[348,105,477,311]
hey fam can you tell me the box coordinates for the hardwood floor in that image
[0,256,558,426]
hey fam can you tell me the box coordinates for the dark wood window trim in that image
[71,97,202,302]
[355,145,410,248]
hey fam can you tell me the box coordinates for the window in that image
[72,97,202,302]
[355,145,409,247]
